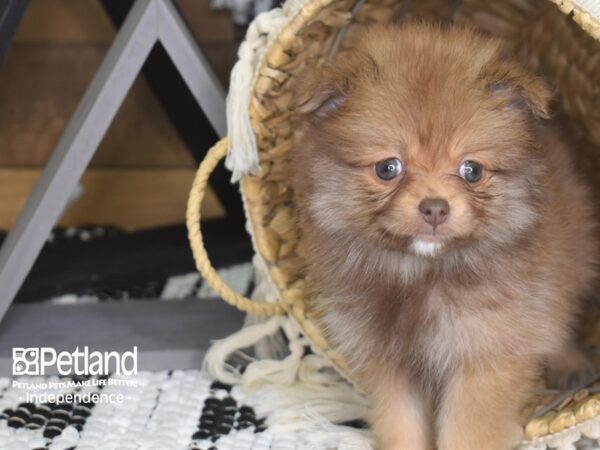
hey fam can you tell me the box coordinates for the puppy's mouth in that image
[410,234,447,257]
[378,228,450,256]
[414,233,445,243]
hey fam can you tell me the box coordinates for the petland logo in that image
[12,347,138,376]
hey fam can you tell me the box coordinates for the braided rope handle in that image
[186,137,287,315]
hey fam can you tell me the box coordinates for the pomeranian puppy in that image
[292,24,597,450]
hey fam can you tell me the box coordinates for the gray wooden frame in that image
[0,0,226,318]
[0,0,238,372]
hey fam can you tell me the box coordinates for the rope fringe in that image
[204,313,373,449]
[224,0,311,181]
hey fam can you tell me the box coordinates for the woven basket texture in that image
[188,0,600,443]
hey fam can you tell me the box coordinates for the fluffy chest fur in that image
[316,244,577,384]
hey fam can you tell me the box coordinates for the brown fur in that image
[291,24,598,450]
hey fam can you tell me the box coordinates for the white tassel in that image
[203,315,286,384]
[205,295,371,446]
[225,9,292,181]
[240,317,307,389]
[220,318,373,448]
[225,44,260,181]
[237,371,371,449]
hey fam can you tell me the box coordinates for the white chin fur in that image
[411,240,443,256]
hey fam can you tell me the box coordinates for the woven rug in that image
[0,371,301,450]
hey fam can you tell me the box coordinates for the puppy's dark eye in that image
[459,161,483,183]
[375,158,403,181]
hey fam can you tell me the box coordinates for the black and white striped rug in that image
[0,371,289,450]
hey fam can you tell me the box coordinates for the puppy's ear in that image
[293,72,349,118]
[485,62,552,120]
[293,54,378,118]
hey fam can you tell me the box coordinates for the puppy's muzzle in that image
[419,198,450,230]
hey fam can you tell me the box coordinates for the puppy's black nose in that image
[419,198,450,229]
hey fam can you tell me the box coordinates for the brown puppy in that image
[292,24,597,450]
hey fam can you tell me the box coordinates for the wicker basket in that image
[187,0,600,446]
